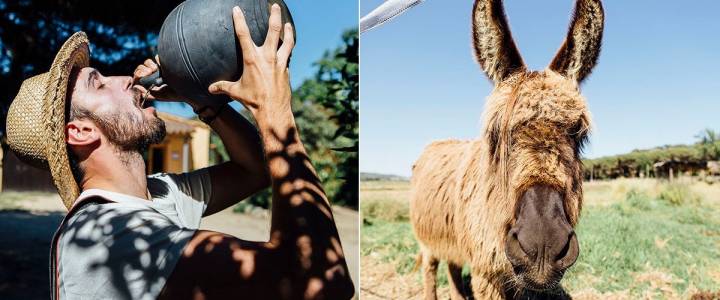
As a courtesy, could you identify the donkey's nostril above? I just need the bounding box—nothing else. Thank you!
[555,232,579,270]
[505,228,531,266]
[555,233,572,261]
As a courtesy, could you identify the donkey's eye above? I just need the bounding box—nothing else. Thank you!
[568,123,589,153]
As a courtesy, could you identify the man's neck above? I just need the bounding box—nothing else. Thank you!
[81,149,149,200]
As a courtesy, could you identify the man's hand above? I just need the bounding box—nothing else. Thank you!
[208,4,294,118]
[132,57,201,107]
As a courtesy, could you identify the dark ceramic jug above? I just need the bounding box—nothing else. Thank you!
[139,0,294,106]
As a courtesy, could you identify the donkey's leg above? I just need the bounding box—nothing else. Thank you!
[421,253,439,300]
[447,262,467,300]
[470,269,504,300]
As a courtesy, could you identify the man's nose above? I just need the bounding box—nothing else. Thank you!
[109,76,133,91]
[123,76,133,90]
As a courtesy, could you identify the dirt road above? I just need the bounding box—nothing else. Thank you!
[0,193,358,299]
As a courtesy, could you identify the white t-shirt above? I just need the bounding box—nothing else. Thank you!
[55,169,212,300]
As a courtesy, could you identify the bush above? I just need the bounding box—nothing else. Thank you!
[362,198,409,222]
[659,183,700,206]
[624,188,651,210]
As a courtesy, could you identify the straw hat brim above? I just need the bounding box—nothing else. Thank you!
[43,33,90,209]
[43,32,90,209]
[6,32,90,210]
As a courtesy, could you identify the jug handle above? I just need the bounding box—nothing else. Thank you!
[138,69,164,90]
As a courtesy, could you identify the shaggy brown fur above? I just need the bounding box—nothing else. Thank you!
[409,1,604,299]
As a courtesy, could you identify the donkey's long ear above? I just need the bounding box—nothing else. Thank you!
[472,0,525,84]
[549,0,604,83]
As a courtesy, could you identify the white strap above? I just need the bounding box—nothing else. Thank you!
[360,0,425,34]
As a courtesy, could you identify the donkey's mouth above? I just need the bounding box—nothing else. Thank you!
[507,273,571,298]
[510,268,565,293]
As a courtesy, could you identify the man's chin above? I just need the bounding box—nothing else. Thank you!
[143,106,157,117]
[127,118,166,152]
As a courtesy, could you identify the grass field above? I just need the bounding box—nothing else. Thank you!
[360,178,720,299]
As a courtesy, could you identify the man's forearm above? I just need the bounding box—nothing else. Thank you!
[203,104,268,177]
[254,106,353,295]
[254,108,332,237]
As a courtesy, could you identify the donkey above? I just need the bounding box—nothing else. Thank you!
[409,0,603,299]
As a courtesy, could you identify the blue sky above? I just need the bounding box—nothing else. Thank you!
[360,0,720,177]
[158,0,358,117]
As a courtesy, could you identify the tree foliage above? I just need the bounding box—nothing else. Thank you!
[695,128,720,160]
[232,28,358,209]
[0,0,186,134]
[583,128,720,180]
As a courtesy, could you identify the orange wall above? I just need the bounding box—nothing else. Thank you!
[164,134,190,173]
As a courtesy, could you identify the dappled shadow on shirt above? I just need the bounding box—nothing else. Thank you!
[0,209,64,300]
[58,200,189,299]
[147,177,170,199]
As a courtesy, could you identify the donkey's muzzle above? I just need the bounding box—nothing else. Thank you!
[504,185,579,290]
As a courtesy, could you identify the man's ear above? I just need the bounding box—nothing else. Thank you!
[66,119,100,146]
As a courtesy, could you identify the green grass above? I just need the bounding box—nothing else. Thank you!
[565,196,720,295]
[360,179,720,297]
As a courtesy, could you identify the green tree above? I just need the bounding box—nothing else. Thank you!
[0,0,185,135]
[232,28,358,210]
[696,128,720,160]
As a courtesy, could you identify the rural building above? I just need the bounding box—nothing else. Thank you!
[147,112,210,174]
[0,111,211,193]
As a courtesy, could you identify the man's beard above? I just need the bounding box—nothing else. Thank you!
[91,109,166,153]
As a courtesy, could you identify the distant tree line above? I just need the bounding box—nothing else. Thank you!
[583,129,720,180]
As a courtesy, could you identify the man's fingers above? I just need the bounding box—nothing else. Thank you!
[134,65,153,79]
[232,6,257,62]
[208,80,234,95]
[263,4,282,57]
[134,84,149,94]
[143,58,157,70]
[277,23,295,68]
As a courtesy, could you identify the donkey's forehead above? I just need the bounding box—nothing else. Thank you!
[488,71,589,126]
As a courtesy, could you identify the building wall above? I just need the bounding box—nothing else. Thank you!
[191,127,210,169]
[1,148,57,193]
[163,134,190,174]
[146,128,209,175]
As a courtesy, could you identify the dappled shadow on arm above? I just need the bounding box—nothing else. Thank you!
[159,126,355,299]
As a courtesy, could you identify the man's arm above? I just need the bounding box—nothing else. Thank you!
[159,4,354,299]
[198,106,270,216]
[135,60,270,216]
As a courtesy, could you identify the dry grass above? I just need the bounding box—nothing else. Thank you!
[360,180,411,222]
[584,177,718,207]
[359,255,448,300]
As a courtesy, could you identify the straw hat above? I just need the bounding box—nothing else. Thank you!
[5,32,90,210]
